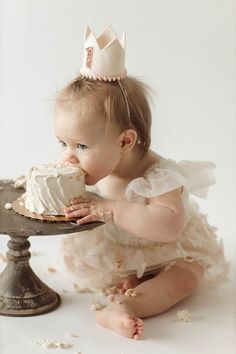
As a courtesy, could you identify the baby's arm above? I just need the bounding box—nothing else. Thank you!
[65,188,185,243]
[111,188,185,242]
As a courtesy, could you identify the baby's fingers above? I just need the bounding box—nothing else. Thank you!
[65,206,90,219]
[64,203,92,214]
[70,197,92,205]
[77,214,98,225]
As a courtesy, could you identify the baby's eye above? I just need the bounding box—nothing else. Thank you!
[76,143,88,150]
[58,140,67,148]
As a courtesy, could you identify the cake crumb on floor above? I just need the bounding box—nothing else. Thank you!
[32,338,73,349]
[65,331,80,338]
[73,283,92,293]
[173,309,192,322]
[31,251,42,256]
[47,267,57,272]
[90,301,107,311]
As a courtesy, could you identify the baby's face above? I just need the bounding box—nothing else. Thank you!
[54,99,123,185]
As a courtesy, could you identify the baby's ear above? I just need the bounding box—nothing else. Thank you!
[120,129,137,151]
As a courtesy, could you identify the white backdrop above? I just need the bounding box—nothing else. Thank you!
[0,0,235,243]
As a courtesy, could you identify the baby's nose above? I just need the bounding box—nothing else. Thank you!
[67,155,79,164]
[62,151,80,164]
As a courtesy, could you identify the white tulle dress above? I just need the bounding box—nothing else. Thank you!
[62,156,229,292]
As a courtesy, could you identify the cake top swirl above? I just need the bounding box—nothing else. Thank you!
[27,163,85,178]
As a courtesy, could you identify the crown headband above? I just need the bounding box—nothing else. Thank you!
[80,25,127,81]
[80,25,130,119]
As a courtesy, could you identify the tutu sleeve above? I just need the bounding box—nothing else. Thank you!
[125,158,216,201]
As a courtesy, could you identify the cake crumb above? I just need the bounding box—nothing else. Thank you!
[4,203,12,210]
[32,338,73,349]
[31,251,42,256]
[105,285,118,295]
[90,301,106,311]
[48,267,57,272]
[65,331,80,338]
[95,288,107,296]
[174,309,192,322]
[107,294,115,302]
[73,283,92,293]
[125,288,137,297]
[14,175,26,189]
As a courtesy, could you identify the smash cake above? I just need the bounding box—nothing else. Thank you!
[24,163,85,216]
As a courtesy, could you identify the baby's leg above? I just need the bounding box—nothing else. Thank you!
[118,273,156,294]
[96,262,203,339]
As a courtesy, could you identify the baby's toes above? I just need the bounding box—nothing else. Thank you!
[123,316,136,328]
[136,325,144,335]
[133,329,143,340]
[136,323,144,332]
[134,318,144,339]
[136,318,144,326]
[134,333,141,340]
[122,316,140,338]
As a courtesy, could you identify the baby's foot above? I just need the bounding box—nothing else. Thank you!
[96,303,144,339]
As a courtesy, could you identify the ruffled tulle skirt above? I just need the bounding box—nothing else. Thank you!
[62,202,229,292]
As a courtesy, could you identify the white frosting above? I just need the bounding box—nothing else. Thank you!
[25,163,85,215]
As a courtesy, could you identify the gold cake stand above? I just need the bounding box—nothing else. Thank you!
[0,180,101,317]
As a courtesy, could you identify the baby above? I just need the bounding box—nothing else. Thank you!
[54,26,228,339]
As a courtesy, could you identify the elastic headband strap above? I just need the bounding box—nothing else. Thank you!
[118,80,131,119]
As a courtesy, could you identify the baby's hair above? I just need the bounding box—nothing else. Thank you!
[56,75,153,154]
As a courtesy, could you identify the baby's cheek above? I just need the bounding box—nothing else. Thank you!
[83,151,115,177]
[88,164,104,177]
[86,162,109,181]
[59,149,70,163]
[60,154,66,163]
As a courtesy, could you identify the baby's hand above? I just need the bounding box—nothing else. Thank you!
[64,196,113,225]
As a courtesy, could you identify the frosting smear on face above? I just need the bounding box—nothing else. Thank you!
[25,163,85,215]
